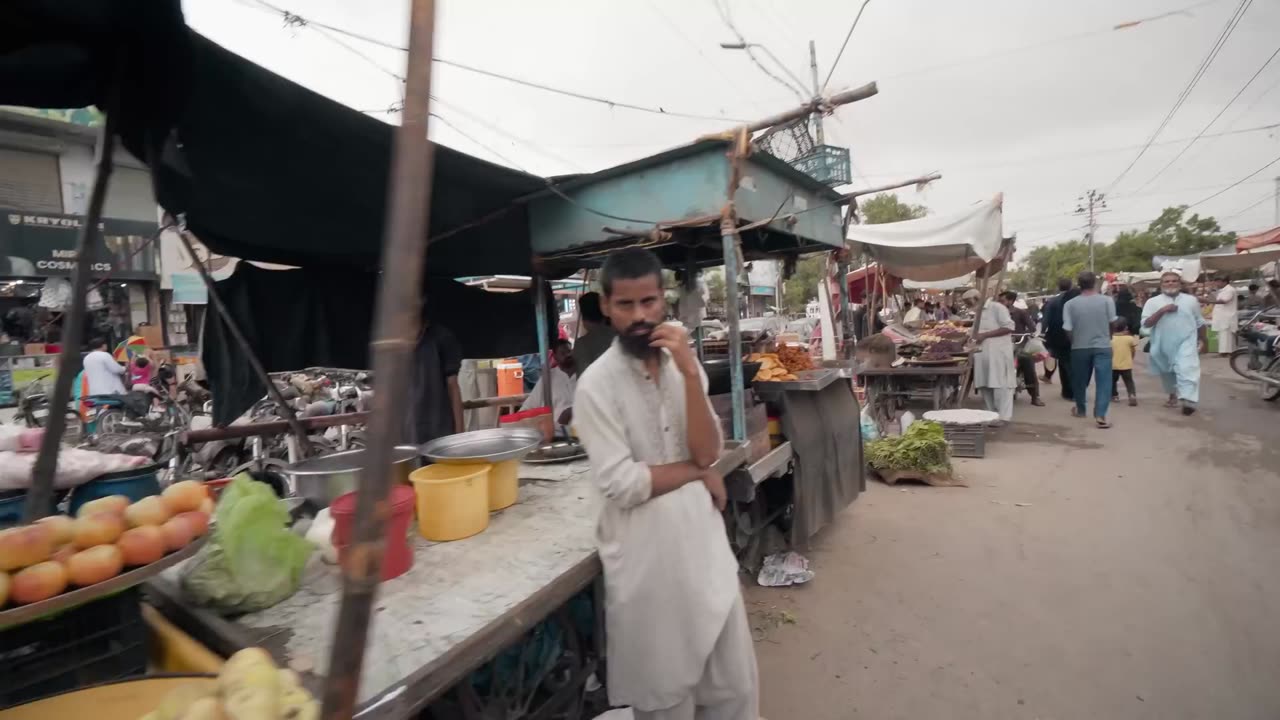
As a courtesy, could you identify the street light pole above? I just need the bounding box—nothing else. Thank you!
[719,42,810,99]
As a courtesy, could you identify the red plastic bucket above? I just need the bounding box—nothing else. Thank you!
[330,485,416,581]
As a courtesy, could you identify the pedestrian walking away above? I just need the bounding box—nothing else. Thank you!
[1142,271,1206,415]
[1110,318,1139,406]
[1063,271,1117,428]
[1204,275,1237,356]
[1001,291,1043,406]
[1042,277,1080,401]
[966,291,1017,424]
[573,247,758,720]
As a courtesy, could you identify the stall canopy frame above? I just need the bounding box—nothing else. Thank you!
[846,195,1005,282]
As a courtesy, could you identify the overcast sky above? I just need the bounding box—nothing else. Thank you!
[184,0,1280,257]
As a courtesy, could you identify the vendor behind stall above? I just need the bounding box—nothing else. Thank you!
[519,338,577,434]
[572,291,615,373]
[403,314,465,445]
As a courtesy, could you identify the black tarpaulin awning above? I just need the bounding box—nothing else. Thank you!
[0,0,546,277]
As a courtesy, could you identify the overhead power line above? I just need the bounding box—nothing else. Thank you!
[712,0,808,101]
[247,0,751,123]
[823,0,873,91]
[1105,0,1253,190]
[1130,41,1280,193]
[1222,191,1276,219]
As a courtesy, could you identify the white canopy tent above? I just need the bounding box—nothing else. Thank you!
[847,195,1005,282]
[903,273,974,290]
[1198,243,1280,273]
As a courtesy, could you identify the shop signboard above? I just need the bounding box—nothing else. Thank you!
[0,208,158,279]
[750,285,775,296]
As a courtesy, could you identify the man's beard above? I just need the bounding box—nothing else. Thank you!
[618,322,657,358]
[1162,288,1180,297]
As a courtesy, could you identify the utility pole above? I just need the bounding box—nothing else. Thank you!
[1075,189,1108,272]
[1273,176,1279,227]
[808,40,824,144]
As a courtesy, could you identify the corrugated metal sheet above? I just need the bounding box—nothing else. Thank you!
[0,147,61,212]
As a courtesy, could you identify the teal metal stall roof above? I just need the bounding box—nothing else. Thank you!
[529,140,847,269]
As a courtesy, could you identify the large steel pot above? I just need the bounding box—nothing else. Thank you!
[284,445,422,508]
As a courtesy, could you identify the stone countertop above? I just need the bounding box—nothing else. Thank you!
[158,459,599,715]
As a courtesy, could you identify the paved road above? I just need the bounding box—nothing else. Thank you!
[748,356,1280,720]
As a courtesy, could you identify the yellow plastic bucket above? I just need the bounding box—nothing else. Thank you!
[409,463,491,541]
[488,459,520,511]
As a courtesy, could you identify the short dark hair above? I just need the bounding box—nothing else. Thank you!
[1249,283,1260,291]
[1077,271,1097,290]
[579,292,606,323]
[90,336,108,349]
[1000,290,1018,302]
[600,248,662,296]
[1112,317,1128,333]
[134,356,150,367]
[552,338,572,351]
[1057,277,1072,292]
[1216,275,1231,283]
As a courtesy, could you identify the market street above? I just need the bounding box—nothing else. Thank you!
[748,356,1280,720]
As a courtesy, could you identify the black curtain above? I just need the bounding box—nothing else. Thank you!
[202,263,557,425]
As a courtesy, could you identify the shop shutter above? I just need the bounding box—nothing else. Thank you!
[104,166,157,221]
[0,147,61,212]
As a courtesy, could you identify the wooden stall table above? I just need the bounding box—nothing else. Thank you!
[856,362,970,430]
[147,459,599,720]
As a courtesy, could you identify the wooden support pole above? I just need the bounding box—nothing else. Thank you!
[840,172,942,203]
[176,229,311,453]
[534,275,552,410]
[699,82,878,141]
[321,0,438,716]
[25,91,119,523]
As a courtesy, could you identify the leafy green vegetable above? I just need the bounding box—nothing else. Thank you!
[181,474,314,615]
[866,420,952,474]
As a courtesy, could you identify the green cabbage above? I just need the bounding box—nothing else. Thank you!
[181,474,313,615]
[865,420,952,475]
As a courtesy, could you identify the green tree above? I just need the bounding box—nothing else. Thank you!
[704,268,726,309]
[1011,205,1236,292]
[1145,206,1235,256]
[859,193,928,224]
[781,255,826,314]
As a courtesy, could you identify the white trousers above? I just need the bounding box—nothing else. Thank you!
[1217,329,1235,354]
[980,387,1014,421]
[632,595,759,720]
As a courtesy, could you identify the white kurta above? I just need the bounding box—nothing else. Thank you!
[1211,286,1237,353]
[973,300,1016,389]
[518,365,577,431]
[573,344,743,712]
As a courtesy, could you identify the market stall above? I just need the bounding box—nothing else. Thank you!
[1,1,883,717]
[846,197,1009,432]
[528,130,873,551]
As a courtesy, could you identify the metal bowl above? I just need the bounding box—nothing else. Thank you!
[420,427,543,465]
[284,445,422,509]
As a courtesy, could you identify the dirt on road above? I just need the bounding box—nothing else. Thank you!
[747,356,1280,720]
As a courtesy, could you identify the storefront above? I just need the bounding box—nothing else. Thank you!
[0,208,159,402]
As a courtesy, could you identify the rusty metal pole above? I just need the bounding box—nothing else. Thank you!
[320,0,438,716]
[25,101,119,523]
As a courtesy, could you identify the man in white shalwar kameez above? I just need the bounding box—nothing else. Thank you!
[1206,276,1238,355]
[1142,272,1206,415]
[967,293,1017,424]
[574,248,758,720]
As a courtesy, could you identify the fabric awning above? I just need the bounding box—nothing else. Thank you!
[846,195,1005,282]
[903,273,974,290]
[1236,226,1280,252]
[0,0,547,277]
[1199,243,1280,272]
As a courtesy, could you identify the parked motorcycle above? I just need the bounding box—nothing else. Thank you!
[1228,309,1280,380]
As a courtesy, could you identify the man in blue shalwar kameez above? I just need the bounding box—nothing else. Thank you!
[1141,272,1206,415]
